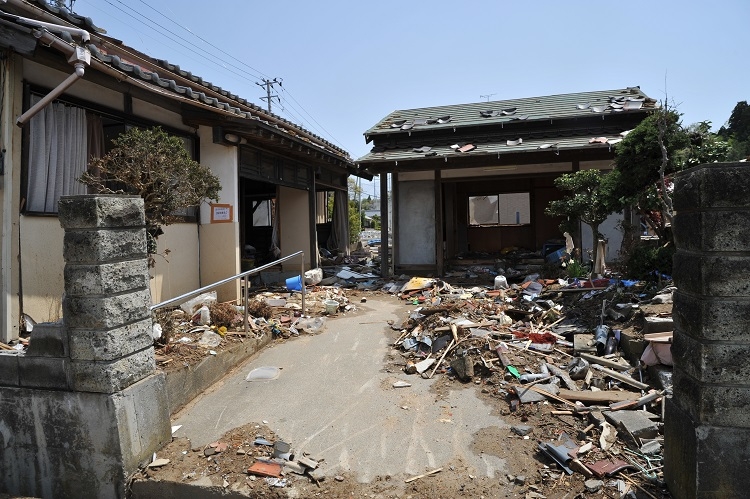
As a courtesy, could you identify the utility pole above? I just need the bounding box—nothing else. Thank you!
[256,78,282,113]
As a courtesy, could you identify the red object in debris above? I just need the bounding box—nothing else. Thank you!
[528,332,557,344]
[248,460,283,478]
[581,278,610,289]
[585,458,636,477]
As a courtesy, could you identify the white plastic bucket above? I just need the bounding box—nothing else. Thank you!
[324,299,339,314]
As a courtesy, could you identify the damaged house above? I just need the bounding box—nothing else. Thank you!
[358,88,656,276]
[0,0,368,343]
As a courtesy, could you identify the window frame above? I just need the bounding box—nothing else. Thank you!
[467,191,532,227]
[21,82,200,219]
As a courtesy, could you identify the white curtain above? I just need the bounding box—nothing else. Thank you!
[27,96,88,213]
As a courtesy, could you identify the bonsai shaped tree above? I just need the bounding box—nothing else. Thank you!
[80,126,221,266]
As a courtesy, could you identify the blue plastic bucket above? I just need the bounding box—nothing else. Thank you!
[285,275,302,291]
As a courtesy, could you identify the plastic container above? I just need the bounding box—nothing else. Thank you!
[494,275,509,290]
[285,275,302,291]
[324,299,339,314]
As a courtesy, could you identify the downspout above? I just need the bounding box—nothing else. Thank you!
[13,26,90,126]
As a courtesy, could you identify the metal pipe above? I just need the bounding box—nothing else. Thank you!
[300,253,306,316]
[6,12,90,42]
[243,274,249,334]
[151,250,304,311]
[16,64,82,126]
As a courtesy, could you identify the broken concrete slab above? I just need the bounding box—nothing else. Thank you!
[604,410,659,440]
[511,425,533,436]
[643,316,674,334]
[450,356,474,381]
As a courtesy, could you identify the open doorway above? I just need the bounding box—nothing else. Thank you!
[239,178,277,271]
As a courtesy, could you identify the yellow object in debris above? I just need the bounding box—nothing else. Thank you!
[400,277,435,293]
[218,326,227,336]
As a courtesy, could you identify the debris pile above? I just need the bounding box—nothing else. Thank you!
[387,274,675,497]
[140,423,330,492]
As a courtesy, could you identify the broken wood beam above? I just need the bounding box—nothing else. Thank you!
[404,467,442,483]
[558,389,640,404]
[579,352,630,371]
[590,364,650,391]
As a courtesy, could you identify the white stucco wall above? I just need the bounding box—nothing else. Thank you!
[197,127,240,302]
[396,179,436,266]
[150,223,200,305]
[278,186,311,270]
[580,212,624,263]
[19,216,65,323]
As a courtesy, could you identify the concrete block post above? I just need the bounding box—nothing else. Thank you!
[666,163,750,498]
[0,195,171,499]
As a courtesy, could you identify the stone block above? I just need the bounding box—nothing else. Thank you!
[25,321,67,357]
[619,330,646,364]
[604,410,659,440]
[63,289,151,330]
[673,291,750,342]
[58,195,144,229]
[18,356,70,390]
[674,162,750,212]
[671,367,750,428]
[672,331,750,385]
[665,398,750,499]
[0,352,20,386]
[673,251,750,297]
[63,228,147,264]
[674,210,750,252]
[68,319,154,362]
[0,373,169,498]
[64,260,149,296]
[642,316,673,334]
[69,347,155,393]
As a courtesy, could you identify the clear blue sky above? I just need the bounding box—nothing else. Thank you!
[73,0,749,195]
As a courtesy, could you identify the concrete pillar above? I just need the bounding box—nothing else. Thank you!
[666,163,750,498]
[0,195,170,499]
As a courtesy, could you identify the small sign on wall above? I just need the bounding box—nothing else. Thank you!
[210,203,233,223]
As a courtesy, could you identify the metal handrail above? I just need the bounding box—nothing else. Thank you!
[150,251,306,334]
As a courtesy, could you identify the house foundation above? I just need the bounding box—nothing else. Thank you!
[0,195,170,498]
[666,163,750,498]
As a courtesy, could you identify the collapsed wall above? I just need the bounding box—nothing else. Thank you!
[0,195,170,498]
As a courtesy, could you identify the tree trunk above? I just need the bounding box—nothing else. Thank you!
[590,222,600,270]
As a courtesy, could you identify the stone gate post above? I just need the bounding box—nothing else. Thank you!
[667,163,750,498]
[0,195,170,498]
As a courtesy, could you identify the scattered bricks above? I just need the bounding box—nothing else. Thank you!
[63,289,151,330]
[63,228,147,264]
[25,322,68,357]
[69,347,155,393]
[642,316,673,334]
[58,195,145,229]
[604,410,659,440]
[68,319,154,362]
[0,352,21,386]
[64,260,149,296]
[18,356,70,390]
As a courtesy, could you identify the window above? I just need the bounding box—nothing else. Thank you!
[468,192,531,226]
[24,91,197,216]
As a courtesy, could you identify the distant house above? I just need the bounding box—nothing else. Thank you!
[0,0,369,342]
[357,88,656,276]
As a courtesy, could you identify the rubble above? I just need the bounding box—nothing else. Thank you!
[380,266,676,497]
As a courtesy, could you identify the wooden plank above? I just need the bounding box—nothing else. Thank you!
[591,365,650,390]
[558,389,640,404]
[580,352,631,371]
[644,332,673,343]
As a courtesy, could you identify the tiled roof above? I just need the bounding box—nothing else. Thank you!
[358,133,629,164]
[364,87,655,140]
[22,0,351,161]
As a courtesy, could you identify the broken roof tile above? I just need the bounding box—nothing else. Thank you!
[507,138,523,146]
[502,108,517,115]
[577,103,591,110]
[458,144,476,153]
[589,137,608,144]
[412,146,432,153]
[480,110,500,118]
[591,106,608,113]
[437,115,452,124]
[623,101,643,111]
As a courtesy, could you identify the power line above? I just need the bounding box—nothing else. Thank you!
[255,78,281,113]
